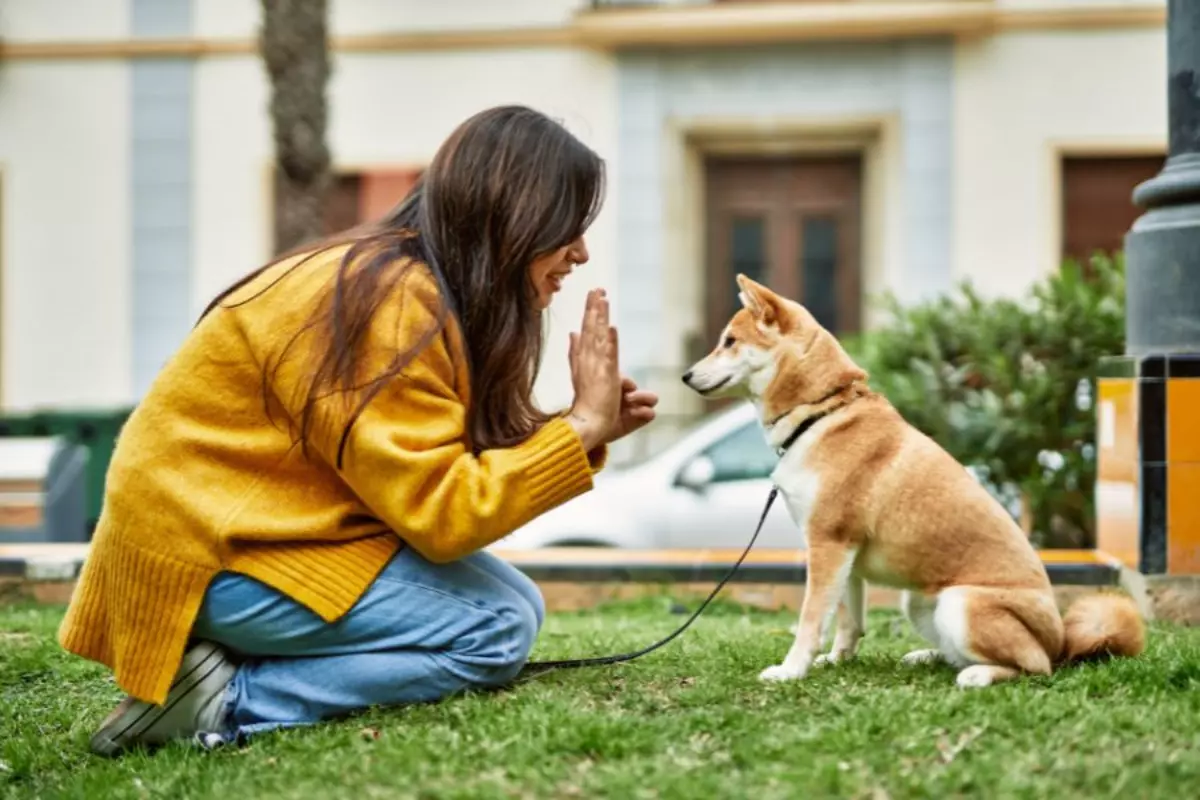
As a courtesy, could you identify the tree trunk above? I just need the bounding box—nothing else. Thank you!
[260,0,331,255]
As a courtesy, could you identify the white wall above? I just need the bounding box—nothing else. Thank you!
[0,1,134,410]
[194,0,589,38]
[953,27,1166,297]
[193,47,618,412]
[0,0,130,41]
[0,62,132,410]
[331,0,587,33]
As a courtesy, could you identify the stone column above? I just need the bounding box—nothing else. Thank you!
[1125,0,1200,355]
[1097,0,1200,588]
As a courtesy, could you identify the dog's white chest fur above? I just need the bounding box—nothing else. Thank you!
[770,434,822,539]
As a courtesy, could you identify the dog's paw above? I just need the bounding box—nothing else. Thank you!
[758,663,807,683]
[955,665,997,689]
[813,650,855,668]
[900,648,944,667]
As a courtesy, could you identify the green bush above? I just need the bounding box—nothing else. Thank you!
[844,254,1126,548]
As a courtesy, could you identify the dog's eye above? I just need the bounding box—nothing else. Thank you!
[722,335,736,348]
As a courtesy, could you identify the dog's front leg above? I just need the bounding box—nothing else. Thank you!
[760,541,858,682]
[815,574,866,667]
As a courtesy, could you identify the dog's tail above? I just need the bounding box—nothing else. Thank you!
[1060,592,1147,664]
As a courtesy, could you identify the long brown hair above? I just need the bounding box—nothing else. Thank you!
[202,105,606,467]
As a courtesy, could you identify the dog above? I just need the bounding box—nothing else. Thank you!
[682,274,1145,688]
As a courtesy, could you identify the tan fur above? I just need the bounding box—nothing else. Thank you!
[684,274,1147,688]
[1061,592,1146,662]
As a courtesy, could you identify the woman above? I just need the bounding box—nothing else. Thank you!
[59,105,658,755]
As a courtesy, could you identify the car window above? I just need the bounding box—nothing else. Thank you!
[703,421,777,482]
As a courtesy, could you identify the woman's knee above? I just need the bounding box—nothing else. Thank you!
[450,592,540,687]
[465,552,546,630]
[516,573,545,630]
[501,570,545,631]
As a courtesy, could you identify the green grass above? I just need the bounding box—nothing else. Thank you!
[2,597,1199,800]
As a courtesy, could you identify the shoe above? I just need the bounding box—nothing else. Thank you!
[89,640,237,757]
[194,731,235,751]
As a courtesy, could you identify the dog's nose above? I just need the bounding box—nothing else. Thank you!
[681,371,693,385]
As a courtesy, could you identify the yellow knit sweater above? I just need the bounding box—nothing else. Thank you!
[58,246,604,705]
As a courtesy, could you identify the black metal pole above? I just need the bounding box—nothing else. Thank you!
[1125,0,1200,354]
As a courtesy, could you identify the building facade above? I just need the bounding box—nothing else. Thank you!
[0,1,1169,445]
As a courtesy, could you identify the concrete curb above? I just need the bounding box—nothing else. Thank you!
[5,575,1194,624]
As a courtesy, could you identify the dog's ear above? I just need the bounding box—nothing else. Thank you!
[736,274,784,328]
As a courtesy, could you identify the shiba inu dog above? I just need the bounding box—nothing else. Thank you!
[682,274,1145,688]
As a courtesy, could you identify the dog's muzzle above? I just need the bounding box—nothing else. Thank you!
[681,372,730,395]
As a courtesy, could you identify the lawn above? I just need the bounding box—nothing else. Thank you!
[2,596,1199,799]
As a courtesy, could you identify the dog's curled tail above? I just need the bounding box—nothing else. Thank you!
[1060,592,1147,664]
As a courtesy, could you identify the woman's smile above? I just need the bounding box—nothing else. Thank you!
[530,237,589,309]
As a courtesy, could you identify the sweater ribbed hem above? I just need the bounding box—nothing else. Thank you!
[224,532,400,623]
[515,417,596,518]
[58,533,400,704]
[58,544,215,706]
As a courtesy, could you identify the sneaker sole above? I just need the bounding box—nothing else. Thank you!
[89,642,231,757]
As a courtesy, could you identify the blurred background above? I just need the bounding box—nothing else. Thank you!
[0,0,1165,551]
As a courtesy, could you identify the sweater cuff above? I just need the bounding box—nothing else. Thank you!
[515,417,597,517]
[587,444,608,473]
[550,409,607,473]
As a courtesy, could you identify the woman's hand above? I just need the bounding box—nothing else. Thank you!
[606,376,658,445]
[566,289,622,451]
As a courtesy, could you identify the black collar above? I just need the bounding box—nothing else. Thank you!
[770,380,869,456]
[774,409,831,456]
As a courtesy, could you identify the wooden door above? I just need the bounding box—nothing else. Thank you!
[1061,155,1163,264]
[704,155,863,347]
[320,168,425,237]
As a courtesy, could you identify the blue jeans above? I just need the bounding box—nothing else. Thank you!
[191,547,544,738]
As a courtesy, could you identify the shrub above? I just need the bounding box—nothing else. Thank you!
[845,254,1126,547]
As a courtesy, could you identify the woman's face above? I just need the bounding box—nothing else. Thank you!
[528,236,589,310]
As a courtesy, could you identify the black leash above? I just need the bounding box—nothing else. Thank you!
[514,485,780,681]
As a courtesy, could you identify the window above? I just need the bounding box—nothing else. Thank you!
[1061,155,1163,264]
[703,422,777,482]
[322,168,424,234]
[799,215,840,332]
[727,215,767,321]
[274,166,424,253]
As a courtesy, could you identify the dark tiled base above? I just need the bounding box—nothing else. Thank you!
[1099,353,1200,379]
[1140,464,1168,574]
[1098,354,1200,574]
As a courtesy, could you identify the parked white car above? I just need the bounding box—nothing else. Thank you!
[492,403,800,551]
